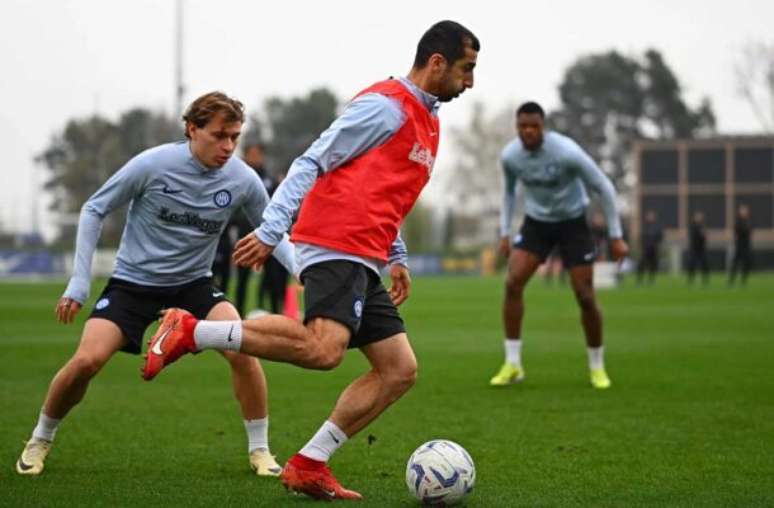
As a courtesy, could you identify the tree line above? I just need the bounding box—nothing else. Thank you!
[39,46,772,250]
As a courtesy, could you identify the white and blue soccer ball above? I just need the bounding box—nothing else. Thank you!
[405,439,475,506]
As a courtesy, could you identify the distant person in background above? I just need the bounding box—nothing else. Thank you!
[493,101,629,391]
[244,145,289,314]
[687,210,710,285]
[212,147,278,297]
[230,143,282,315]
[637,209,663,285]
[728,204,752,286]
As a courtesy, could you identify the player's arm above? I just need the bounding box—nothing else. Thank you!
[233,93,405,268]
[238,176,299,278]
[498,156,519,258]
[59,156,150,323]
[570,145,629,261]
[387,232,410,305]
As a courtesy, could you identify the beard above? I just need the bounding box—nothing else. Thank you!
[437,88,463,103]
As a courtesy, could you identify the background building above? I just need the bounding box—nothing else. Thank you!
[634,137,774,271]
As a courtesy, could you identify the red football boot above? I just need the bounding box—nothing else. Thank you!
[142,308,198,381]
[280,453,362,501]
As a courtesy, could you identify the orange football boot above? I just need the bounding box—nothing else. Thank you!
[281,453,362,501]
[142,308,197,381]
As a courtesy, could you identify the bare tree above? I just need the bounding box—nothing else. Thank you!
[441,101,514,249]
[734,41,774,133]
[445,101,513,215]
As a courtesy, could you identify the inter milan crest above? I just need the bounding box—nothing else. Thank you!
[352,297,364,319]
[213,189,232,208]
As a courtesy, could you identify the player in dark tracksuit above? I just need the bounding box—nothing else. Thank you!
[728,204,753,286]
[687,211,710,285]
[638,210,663,285]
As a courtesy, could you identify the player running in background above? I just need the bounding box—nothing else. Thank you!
[16,92,295,477]
[142,20,479,500]
[490,102,629,390]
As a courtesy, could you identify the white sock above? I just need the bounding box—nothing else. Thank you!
[587,346,605,370]
[193,321,242,351]
[504,338,522,367]
[32,411,60,442]
[244,417,269,453]
[299,420,348,462]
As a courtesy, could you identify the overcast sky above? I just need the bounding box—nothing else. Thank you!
[1,0,772,238]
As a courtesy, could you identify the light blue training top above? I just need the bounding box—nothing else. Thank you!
[500,131,623,238]
[64,141,296,304]
[256,77,440,275]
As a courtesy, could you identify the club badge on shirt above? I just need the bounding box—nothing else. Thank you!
[214,190,232,208]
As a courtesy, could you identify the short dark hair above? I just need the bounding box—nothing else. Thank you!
[183,91,244,139]
[516,102,545,119]
[413,20,480,69]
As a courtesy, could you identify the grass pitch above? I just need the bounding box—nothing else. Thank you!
[1,273,773,506]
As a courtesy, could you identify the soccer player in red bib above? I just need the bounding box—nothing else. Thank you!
[143,20,479,500]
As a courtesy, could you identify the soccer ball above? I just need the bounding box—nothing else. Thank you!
[405,440,475,506]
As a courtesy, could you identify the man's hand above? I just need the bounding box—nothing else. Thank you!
[498,236,511,259]
[55,297,82,324]
[233,232,275,270]
[389,264,411,306]
[610,238,630,263]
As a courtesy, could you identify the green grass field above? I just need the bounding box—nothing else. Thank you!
[1,274,773,507]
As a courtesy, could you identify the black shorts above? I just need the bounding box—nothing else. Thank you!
[88,277,228,354]
[300,260,406,349]
[513,215,596,268]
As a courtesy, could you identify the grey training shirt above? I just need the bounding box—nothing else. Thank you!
[500,131,623,238]
[64,141,296,304]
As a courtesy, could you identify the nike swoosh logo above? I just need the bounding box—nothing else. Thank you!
[212,292,224,298]
[17,459,33,471]
[327,430,340,444]
[321,488,336,498]
[151,325,175,355]
[226,324,234,342]
[162,186,183,194]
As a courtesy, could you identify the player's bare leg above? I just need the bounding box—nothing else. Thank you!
[43,319,125,419]
[329,333,417,436]
[239,315,351,369]
[568,264,602,347]
[491,249,541,386]
[503,249,542,339]
[143,311,353,381]
[17,319,124,475]
[568,264,611,389]
[283,332,416,500]
[206,302,280,476]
